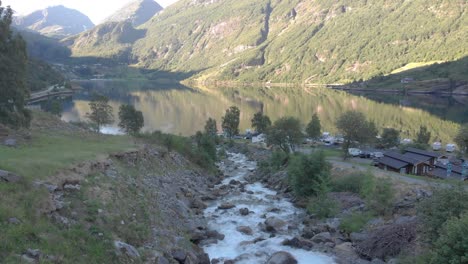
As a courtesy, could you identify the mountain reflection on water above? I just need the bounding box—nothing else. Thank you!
[61,80,464,142]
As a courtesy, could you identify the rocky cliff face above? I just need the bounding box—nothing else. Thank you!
[103,0,163,27]
[14,5,95,38]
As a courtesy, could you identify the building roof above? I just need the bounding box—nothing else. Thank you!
[430,167,462,179]
[405,147,440,158]
[379,156,410,169]
[403,152,431,163]
[435,163,464,174]
[384,151,423,165]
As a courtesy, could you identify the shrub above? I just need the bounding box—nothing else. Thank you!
[339,212,374,234]
[417,185,468,241]
[366,179,395,216]
[307,195,339,219]
[431,212,468,264]
[288,152,331,197]
[331,172,375,198]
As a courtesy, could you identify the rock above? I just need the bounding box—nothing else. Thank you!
[155,256,170,264]
[4,138,17,147]
[325,218,341,232]
[184,252,199,264]
[224,260,235,264]
[206,230,225,240]
[0,169,23,183]
[21,254,36,263]
[218,202,235,210]
[265,217,286,232]
[334,242,363,264]
[172,249,187,263]
[371,259,386,264]
[236,226,253,235]
[239,208,250,216]
[311,232,333,244]
[350,232,368,243]
[266,251,298,264]
[8,217,21,225]
[229,179,241,185]
[190,198,207,209]
[63,184,80,191]
[394,216,416,225]
[282,236,314,250]
[26,249,42,259]
[114,241,140,258]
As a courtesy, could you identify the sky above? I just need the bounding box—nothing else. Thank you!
[3,0,178,24]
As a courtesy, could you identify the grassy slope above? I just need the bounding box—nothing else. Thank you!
[0,111,138,262]
[70,0,467,84]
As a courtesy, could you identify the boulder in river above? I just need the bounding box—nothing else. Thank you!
[236,226,253,235]
[264,217,287,232]
[266,251,298,264]
[218,202,236,210]
[239,208,250,216]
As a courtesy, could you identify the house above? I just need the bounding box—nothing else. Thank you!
[378,148,443,175]
[430,163,465,180]
[379,151,430,175]
[405,147,440,166]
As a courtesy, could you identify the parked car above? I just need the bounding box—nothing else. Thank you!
[348,148,362,157]
[359,151,371,158]
[371,152,384,158]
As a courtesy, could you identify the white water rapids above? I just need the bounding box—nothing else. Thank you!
[203,152,335,264]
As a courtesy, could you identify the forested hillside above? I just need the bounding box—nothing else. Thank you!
[68,0,467,84]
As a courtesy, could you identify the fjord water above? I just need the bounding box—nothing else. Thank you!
[62,80,465,142]
[204,152,334,263]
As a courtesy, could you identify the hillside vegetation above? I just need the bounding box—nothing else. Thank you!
[68,0,467,84]
[63,21,146,63]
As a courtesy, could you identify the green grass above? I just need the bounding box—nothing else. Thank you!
[0,132,135,180]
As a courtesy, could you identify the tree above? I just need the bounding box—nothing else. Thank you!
[86,94,114,133]
[336,111,378,158]
[266,117,303,153]
[431,212,468,264]
[288,151,331,197]
[221,106,240,138]
[417,185,468,241]
[455,124,468,154]
[306,113,321,139]
[380,128,400,149]
[204,118,217,137]
[0,2,30,128]
[416,125,431,145]
[118,104,144,135]
[251,111,271,133]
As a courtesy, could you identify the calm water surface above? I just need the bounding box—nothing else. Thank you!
[61,80,467,142]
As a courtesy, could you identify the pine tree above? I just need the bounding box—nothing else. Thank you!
[0,1,31,128]
[306,113,321,139]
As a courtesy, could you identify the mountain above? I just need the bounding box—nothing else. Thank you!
[103,0,163,27]
[68,0,468,84]
[62,21,146,62]
[14,5,95,38]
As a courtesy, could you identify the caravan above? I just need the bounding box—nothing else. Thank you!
[446,144,456,152]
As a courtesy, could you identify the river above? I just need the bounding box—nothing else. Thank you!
[60,80,466,142]
[203,152,335,263]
